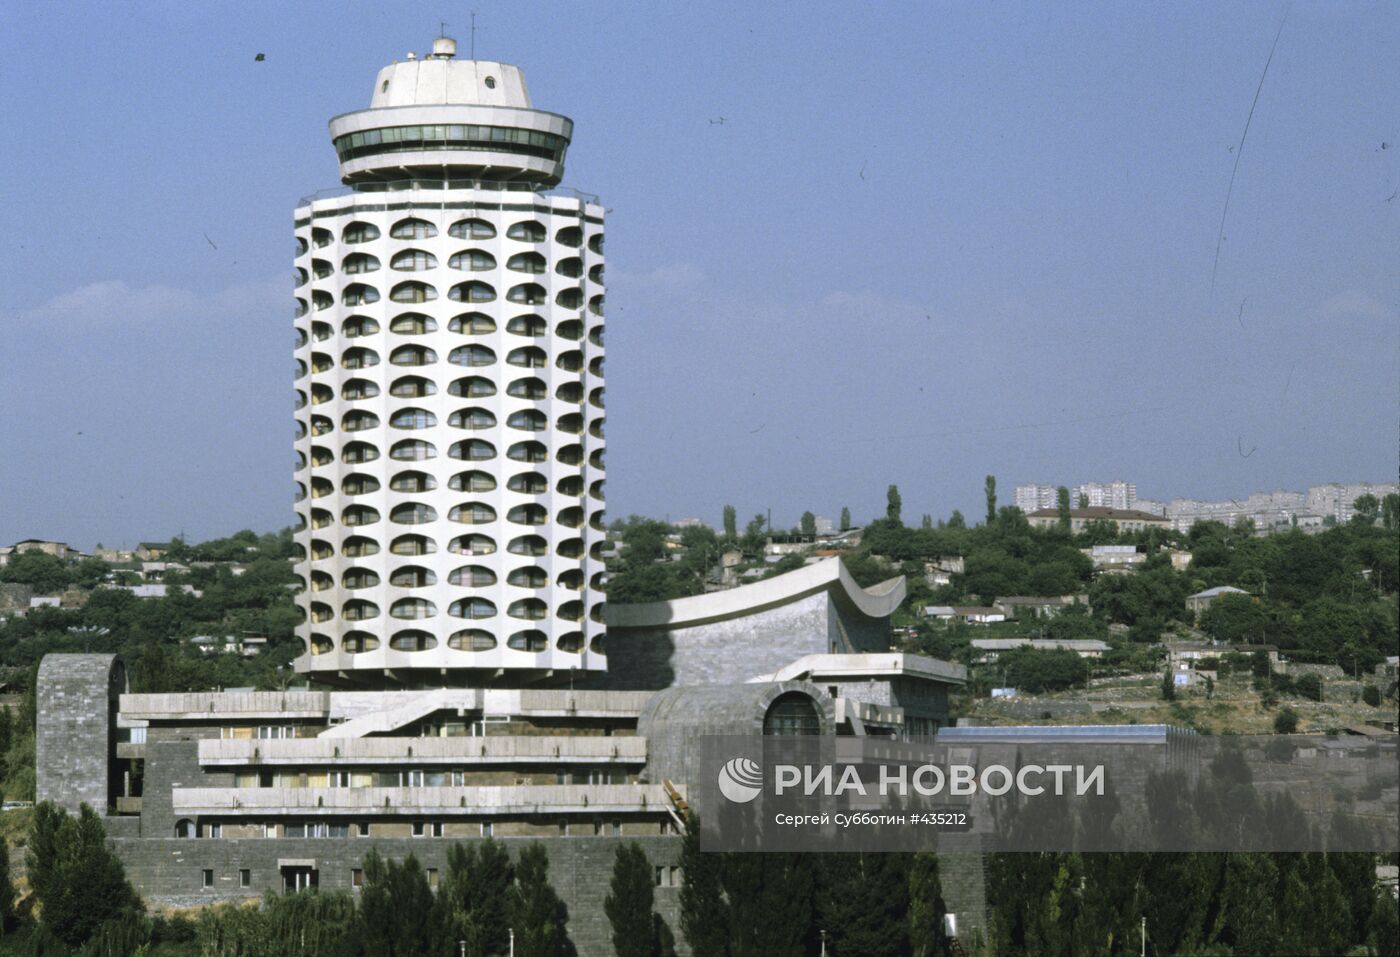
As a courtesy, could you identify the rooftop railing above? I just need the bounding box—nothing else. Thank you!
[298,179,601,207]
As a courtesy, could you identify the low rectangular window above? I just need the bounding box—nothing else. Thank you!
[427,868,439,889]
[239,869,251,888]
[352,868,364,888]
[202,869,214,889]
[480,822,493,837]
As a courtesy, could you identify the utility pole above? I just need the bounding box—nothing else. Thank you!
[1140,916,1146,957]
[820,929,827,956]
[509,928,515,957]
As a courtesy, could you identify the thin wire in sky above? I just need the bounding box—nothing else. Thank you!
[1211,7,1290,295]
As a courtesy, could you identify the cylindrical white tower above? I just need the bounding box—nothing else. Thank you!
[292,39,606,685]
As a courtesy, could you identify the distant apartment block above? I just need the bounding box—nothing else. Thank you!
[1306,482,1398,523]
[1013,484,1058,514]
[1015,481,1137,513]
[1164,483,1395,532]
[1074,481,1136,510]
[671,517,709,530]
[813,515,836,535]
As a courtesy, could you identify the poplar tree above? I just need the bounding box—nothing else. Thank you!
[678,816,728,956]
[512,843,566,957]
[605,843,656,957]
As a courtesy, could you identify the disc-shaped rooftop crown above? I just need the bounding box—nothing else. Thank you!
[329,37,573,187]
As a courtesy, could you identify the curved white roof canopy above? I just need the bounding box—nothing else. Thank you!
[605,558,905,631]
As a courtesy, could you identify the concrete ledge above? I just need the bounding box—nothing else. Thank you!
[172,783,678,815]
[121,691,330,721]
[756,652,968,686]
[199,735,647,766]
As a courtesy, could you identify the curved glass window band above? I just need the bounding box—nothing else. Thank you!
[335,125,567,164]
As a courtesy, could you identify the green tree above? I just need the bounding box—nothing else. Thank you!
[0,829,14,937]
[1160,671,1177,701]
[984,475,997,525]
[722,505,737,539]
[908,853,946,957]
[1198,592,1268,644]
[0,551,69,593]
[1056,486,1072,531]
[1351,493,1380,526]
[438,840,514,957]
[800,512,817,537]
[948,510,966,530]
[1077,492,1089,509]
[1000,648,1090,693]
[1273,707,1299,733]
[358,850,438,957]
[920,513,933,530]
[512,843,566,957]
[1293,672,1322,701]
[819,853,909,957]
[887,485,903,525]
[28,802,142,947]
[605,843,657,957]
[740,514,767,558]
[724,854,814,957]
[839,507,852,532]
[1381,492,1400,531]
[25,800,65,912]
[1361,684,1381,706]
[678,816,728,957]
[1369,883,1400,955]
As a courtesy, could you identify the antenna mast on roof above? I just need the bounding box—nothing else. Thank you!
[470,12,477,59]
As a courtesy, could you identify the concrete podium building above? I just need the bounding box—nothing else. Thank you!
[37,39,973,954]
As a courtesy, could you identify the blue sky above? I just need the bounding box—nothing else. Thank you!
[1,2,1395,548]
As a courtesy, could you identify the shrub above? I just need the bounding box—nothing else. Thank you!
[1273,708,1299,734]
[1294,673,1322,702]
[1361,684,1381,707]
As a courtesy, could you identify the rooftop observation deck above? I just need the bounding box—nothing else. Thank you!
[327,38,573,187]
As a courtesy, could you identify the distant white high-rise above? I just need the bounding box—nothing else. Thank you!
[1073,481,1136,510]
[1014,484,1058,514]
[1015,481,1136,513]
[292,38,606,683]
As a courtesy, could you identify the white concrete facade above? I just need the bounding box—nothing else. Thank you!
[292,42,606,683]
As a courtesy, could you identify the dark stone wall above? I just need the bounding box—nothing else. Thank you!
[108,832,683,957]
[36,654,124,814]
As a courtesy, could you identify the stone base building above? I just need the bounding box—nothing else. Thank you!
[38,559,971,956]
